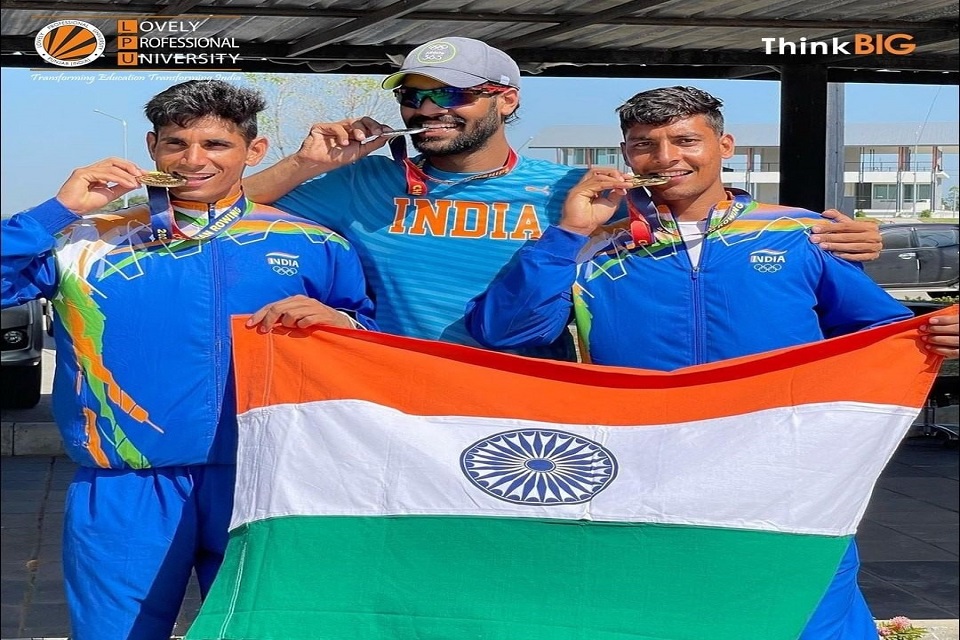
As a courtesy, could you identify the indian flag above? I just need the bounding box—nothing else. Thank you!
[187,312,946,640]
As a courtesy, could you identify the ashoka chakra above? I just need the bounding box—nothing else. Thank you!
[460,429,618,505]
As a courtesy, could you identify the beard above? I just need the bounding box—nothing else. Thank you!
[411,102,502,157]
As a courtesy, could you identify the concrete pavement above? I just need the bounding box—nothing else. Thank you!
[1,456,201,639]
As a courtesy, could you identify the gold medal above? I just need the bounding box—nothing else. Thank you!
[139,171,187,188]
[629,175,670,188]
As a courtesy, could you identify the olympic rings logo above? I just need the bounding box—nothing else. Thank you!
[753,264,782,273]
[272,266,298,276]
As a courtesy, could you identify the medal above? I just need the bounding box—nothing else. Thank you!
[139,171,187,188]
[628,175,670,188]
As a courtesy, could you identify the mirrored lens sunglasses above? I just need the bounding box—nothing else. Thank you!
[393,84,509,109]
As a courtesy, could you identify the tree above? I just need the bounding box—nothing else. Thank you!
[96,194,148,214]
[942,185,959,213]
[242,74,400,163]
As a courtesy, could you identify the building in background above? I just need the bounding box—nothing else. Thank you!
[526,122,959,217]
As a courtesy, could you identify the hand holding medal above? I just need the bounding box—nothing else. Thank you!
[557,167,638,237]
[53,157,147,215]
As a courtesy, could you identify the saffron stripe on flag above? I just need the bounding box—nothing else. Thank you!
[231,312,941,424]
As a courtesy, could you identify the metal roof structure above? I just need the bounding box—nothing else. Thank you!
[2,0,956,212]
[1,0,957,84]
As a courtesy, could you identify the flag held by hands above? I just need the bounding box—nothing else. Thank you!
[187,312,946,640]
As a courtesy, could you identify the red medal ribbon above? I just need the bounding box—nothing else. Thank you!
[389,136,519,196]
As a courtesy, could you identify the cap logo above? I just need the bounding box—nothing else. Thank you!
[416,41,457,65]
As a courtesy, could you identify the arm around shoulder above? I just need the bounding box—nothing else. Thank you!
[244,154,328,205]
[808,210,882,262]
[244,118,391,205]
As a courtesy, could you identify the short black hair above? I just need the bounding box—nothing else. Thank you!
[617,86,724,136]
[144,80,266,142]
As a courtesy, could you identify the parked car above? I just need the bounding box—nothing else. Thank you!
[863,222,959,300]
[901,300,958,443]
[1,299,48,409]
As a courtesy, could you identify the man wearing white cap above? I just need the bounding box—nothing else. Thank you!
[243,36,882,355]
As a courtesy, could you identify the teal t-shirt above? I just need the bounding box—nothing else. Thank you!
[275,154,585,358]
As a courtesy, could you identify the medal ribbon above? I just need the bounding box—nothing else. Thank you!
[389,136,519,196]
[626,187,753,245]
[148,187,248,242]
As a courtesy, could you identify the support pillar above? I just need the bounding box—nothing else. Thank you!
[779,65,829,212]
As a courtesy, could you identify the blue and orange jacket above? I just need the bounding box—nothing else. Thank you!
[466,190,912,370]
[1,195,375,469]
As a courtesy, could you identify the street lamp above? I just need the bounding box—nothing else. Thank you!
[909,87,943,216]
[93,109,129,208]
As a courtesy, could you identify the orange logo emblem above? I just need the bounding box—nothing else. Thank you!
[35,20,105,67]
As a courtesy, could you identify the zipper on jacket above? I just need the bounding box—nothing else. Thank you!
[210,203,225,423]
[690,233,710,365]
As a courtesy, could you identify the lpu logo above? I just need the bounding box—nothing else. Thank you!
[35,20,106,67]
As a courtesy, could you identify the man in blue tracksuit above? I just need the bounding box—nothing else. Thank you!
[466,86,959,638]
[0,80,375,639]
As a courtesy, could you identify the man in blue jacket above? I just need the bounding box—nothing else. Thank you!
[0,80,375,640]
[466,86,958,638]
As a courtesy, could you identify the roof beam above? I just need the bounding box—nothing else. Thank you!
[2,37,955,73]
[2,1,953,32]
[725,66,780,80]
[491,0,675,49]
[2,34,953,71]
[501,46,960,72]
[6,54,950,84]
[100,1,206,52]
[287,0,434,57]
[154,0,203,17]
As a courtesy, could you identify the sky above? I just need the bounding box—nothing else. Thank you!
[1,66,957,217]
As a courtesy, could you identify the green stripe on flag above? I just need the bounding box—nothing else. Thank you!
[188,516,850,640]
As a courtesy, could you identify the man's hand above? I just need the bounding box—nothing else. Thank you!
[920,312,959,360]
[809,210,882,262]
[246,295,356,333]
[244,117,392,204]
[558,167,634,237]
[55,158,144,215]
[291,117,391,173]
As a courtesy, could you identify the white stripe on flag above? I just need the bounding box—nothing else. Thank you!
[232,398,916,536]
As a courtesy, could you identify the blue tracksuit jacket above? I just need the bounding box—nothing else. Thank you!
[1,196,375,469]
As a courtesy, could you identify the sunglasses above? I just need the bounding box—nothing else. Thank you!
[393,85,509,109]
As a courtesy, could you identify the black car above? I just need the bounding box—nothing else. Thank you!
[863,222,959,299]
[1,299,48,409]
